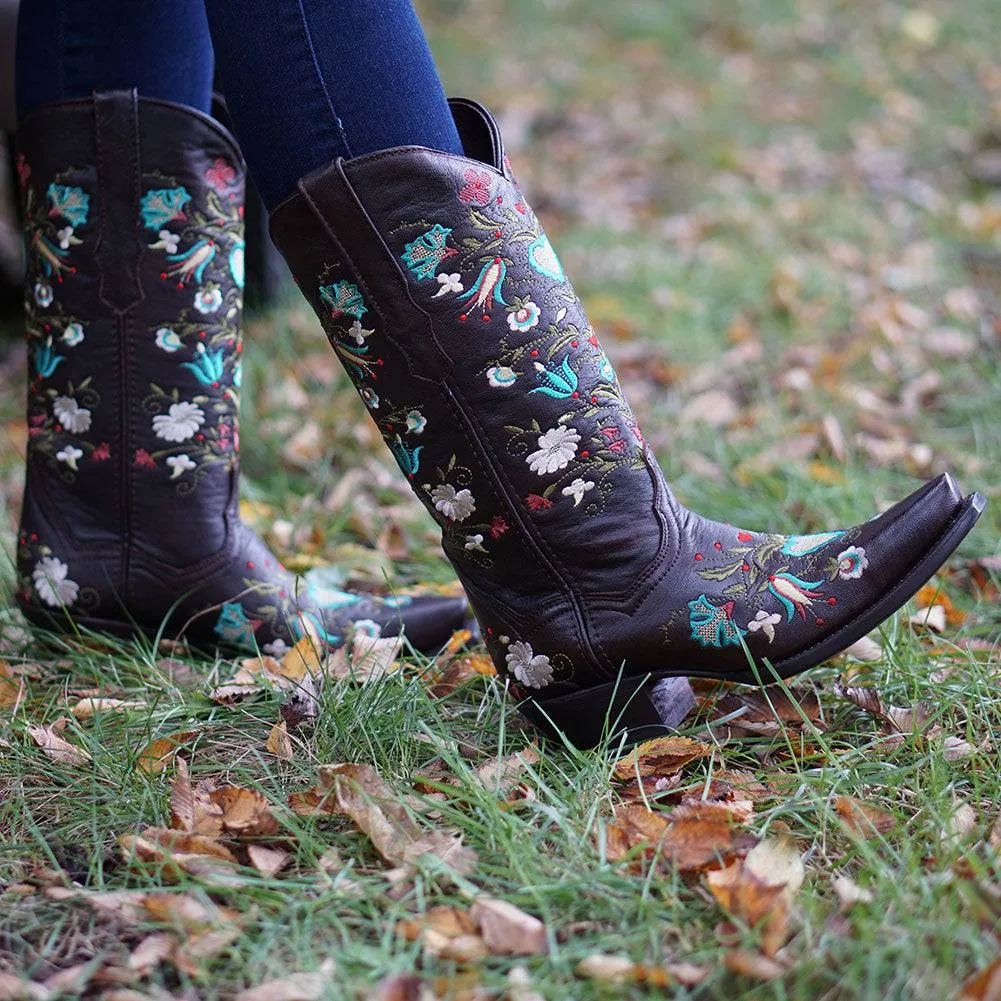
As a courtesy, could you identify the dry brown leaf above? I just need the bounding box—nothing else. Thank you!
[724,949,786,981]
[421,929,488,964]
[843,636,883,662]
[287,787,341,817]
[266,721,294,760]
[989,814,1001,852]
[0,972,47,1000]
[367,974,439,1001]
[208,785,280,837]
[141,892,240,929]
[910,605,947,632]
[474,745,539,790]
[429,654,496,698]
[471,897,548,956]
[832,875,874,911]
[247,845,291,878]
[129,933,178,974]
[172,927,242,977]
[834,796,896,836]
[44,886,148,923]
[706,838,804,956]
[235,961,335,1001]
[120,827,237,882]
[959,957,1001,1001]
[574,954,678,989]
[281,637,323,680]
[170,757,196,832]
[137,730,198,775]
[27,721,91,766]
[325,633,403,684]
[208,682,264,704]
[0,661,25,711]
[319,763,477,875]
[70,697,146,719]
[711,686,823,735]
[670,799,755,825]
[915,582,966,626]
[505,966,544,1001]
[398,906,477,942]
[612,735,711,782]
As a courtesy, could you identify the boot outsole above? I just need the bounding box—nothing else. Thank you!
[521,489,986,750]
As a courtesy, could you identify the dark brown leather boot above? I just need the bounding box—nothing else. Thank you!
[14,91,467,655]
[268,99,985,748]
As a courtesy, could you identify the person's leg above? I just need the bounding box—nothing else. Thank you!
[204,0,463,210]
[16,0,214,118]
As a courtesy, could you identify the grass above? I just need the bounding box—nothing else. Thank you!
[1,0,1000,998]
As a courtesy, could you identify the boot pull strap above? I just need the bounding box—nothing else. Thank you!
[94,89,145,313]
[296,161,450,381]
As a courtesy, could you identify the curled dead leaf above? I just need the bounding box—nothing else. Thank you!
[266,721,294,760]
[234,962,336,1001]
[70,697,147,719]
[325,632,403,684]
[136,730,198,775]
[724,949,787,982]
[470,897,548,956]
[27,721,91,766]
[120,827,237,882]
[612,735,711,782]
[474,745,539,790]
[0,661,25,711]
[833,796,896,836]
[247,845,291,878]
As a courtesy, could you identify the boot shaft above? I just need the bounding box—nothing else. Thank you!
[17,92,247,606]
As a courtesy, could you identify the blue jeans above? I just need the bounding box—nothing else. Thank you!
[16,0,463,209]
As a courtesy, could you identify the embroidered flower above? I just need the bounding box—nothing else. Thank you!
[205,158,237,192]
[34,281,53,308]
[91,442,110,461]
[487,366,518,388]
[32,339,64,378]
[562,478,595,507]
[166,453,196,479]
[56,226,76,250]
[458,167,492,206]
[152,401,205,443]
[505,640,553,689]
[229,242,245,288]
[353,619,383,639]
[194,286,223,314]
[406,410,427,434]
[359,386,380,410]
[464,534,486,552]
[506,300,541,332]
[263,638,290,658]
[527,425,580,475]
[525,494,554,511]
[32,556,79,607]
[53,395,91,434]
[47,184,90,227]
[490,515,510,538]
[155,327,183,352]
[134,448,156,469]
[153,229,180,254]
[214,601,257,647]
[431,484,475,521]
[348,320,374,345]
[55,445,83,470]
[836,546,869,580]
[747,609,782,643]
[433,272,464,297]
[61,322,84,346]
[140,187,191,230]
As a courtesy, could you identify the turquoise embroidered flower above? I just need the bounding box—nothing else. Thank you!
[506,300,541,332]
[389,436,423,476]
[194,285,223,314]
[780,531,845,557]
[529,355,578,399]
[229,241,245,288]
[319,281,367,320]
[405,410,427,434]
[836,546,868,580]
[233,359,243,388]
[768,572,825,621]
[688,595,745,648]
[32,338,64,378]
[213,601,257,648]
[526,233,565,281]
[401,224,457,280]
[181,342,226,385]
[61,322,84,347]
[155,327,182,352]
[46,184,90,227]
[359,386,380,410]
[34,281,53,308]
[487,366,518,387]
[140,186,191,230]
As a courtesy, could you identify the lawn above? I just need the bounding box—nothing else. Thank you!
[1,1,1000,999]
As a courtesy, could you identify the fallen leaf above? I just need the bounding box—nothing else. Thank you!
[281,637,323,680]
[266,721,294,760]
[915,582,966,626]
[505,967,544,1001]
[834,796,896,836]
[137,730,198,775]
[367,974,439,1001]
[710,686,823,736]
[208,785,281,837]
[234,962,336,1001]
[398,906,478,942]
[471,897,548,956]
[843,636,883,662]
[421,929,488,964]
[27,721,91,766]
[834,680,931,734]
[44,886,148,923]
[287,787,341,817]
[129,933,178,974]
[723,949,786,981]
[142,892,241,929]
[172,926,242,977]
[247,845,291,878]
[0,661,25,711]
[612,735,711,782]
[70,697,147,719]
[325,632,403,684]
[832,875,874,910]
[475,745,539,790]
[574,954,680,988]
[909,605,947,632]
[959,957,1001,1001]
[429,654,496,698]
[120,827,237,882]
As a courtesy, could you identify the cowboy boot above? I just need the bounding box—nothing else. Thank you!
[266,99,986,748]
[14,90,467,655]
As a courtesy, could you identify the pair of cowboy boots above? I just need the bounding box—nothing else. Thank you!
[17,92,984,748]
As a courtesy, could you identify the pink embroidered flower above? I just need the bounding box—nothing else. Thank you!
[525,494,553,512]
[600,426,621,441]
[134,448,156,469]
[16,154,30,189]
[490,515,509,538]
[458,168,491,206]
[607,440,626,453]
[205,158,237,193]
[91,442,110,461]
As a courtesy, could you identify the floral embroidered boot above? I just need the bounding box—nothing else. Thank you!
[267,98,985,748]
[14,91,468,655]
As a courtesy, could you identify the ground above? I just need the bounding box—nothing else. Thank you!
[1,1,1000,999]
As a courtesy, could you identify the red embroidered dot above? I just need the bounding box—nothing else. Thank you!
[815,617,825,626]
[160,272,167,280]
[482,314,490,322]
[494,229,502,237]
[376,358,384,365]
[714,541,723,550]
[486,626,494,636]
[742,563,750,572]
[737,531,753,542]
[459,314,468,322]
[571,391,579,398]
[580,450,589,458]
[694,553,704,561]
[571,340,578,348]
[828,597,838,606]
[195,433,204,441]
[530,349,539,357]
[29,532,38,542]
[591,395,598,403]
[176,282,184,290]
[246,561,255,570]
[496,196,502,204]
[493,256,502,263]
[43,324,50,332]
[212,381,219,389]
[768,574,776,582]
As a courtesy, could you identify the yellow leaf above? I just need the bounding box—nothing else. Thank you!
[266,720,294,760]
[136,730,198,774]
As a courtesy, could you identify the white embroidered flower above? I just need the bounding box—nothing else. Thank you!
[57,225,74,250]
[194,286,223,314]
[157,229,179,253]
[152,401,205,442]
[432,272,463,297]
[406,409,427,434]
[353,619,383,639]
[348,320,374,345]
[359,386,379,409]
[506,300,541,332]
[32,556,79,607]
[561,477,595,507]
[55,445,83,470]
[837,546,869,580]
[527,425,581,475]
[262,638,290,657]
[747,609,782,643]
[52,395,91,434]
[61,322,84,346]
[155,326,182,352]
[464,534,485,552]
[431,483,475,521]
[166,453,196,479]
[34,281,53,307]
[505,640,553,689]
[487,366,518,388]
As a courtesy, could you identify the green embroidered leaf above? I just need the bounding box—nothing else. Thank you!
[723,583,748,597]
[530,419,541,432]
[697,561,746,582]
[462,238,482,249]
[469,210,497,230]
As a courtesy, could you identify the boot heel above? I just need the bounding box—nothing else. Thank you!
[519,674,684,751]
